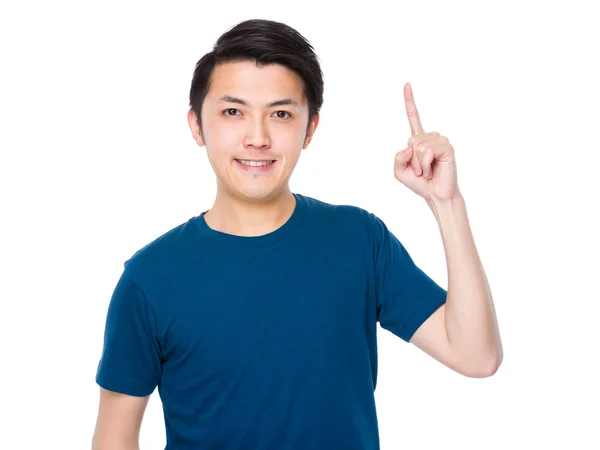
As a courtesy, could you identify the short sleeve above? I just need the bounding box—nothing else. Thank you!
[370,213,447,342]
[96,269,162,396]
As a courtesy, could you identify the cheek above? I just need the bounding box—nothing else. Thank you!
[204,129,241,158]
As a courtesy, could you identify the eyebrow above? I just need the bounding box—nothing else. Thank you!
[217,95,301,110]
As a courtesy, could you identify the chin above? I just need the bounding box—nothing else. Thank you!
[237,186,283,202]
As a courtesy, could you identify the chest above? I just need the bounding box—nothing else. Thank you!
[157,242,376,378]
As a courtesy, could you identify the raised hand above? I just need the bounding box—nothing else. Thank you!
[394,83,460,202]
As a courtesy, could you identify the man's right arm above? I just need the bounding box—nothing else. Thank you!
[91,387,150,450]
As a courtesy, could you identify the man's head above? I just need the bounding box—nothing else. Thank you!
[187,19,323,203]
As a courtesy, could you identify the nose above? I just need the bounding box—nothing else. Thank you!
[243,117,271,149]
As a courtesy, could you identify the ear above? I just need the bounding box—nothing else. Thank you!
[302,115,320,149]
[187,109,205,147]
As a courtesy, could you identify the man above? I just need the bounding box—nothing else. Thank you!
[92,18,502,450]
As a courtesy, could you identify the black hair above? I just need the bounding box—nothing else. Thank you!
[188,19,324,135]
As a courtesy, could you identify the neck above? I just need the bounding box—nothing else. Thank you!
[204,187,296,237]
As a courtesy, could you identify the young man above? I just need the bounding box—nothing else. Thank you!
[92,19,502,450]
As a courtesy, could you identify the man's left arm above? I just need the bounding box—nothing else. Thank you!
[394,82,503,378]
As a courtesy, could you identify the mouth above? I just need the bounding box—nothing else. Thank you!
[234,159,277,172]
[235,159,276,167]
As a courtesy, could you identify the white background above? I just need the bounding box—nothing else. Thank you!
[1,0,599,448]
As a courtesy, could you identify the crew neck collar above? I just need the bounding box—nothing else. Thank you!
[193,193,308,249]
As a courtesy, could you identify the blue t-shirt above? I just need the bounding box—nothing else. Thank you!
[96,193,447,449]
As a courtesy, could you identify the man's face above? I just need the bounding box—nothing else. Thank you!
[188,61,319,203]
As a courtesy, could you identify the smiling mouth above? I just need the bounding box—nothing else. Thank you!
[235,159,276,167]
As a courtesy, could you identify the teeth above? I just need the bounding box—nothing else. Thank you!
[238,160,274,167]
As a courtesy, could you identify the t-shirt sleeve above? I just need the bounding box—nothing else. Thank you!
[95,268,162,396]
[369,212,447,342]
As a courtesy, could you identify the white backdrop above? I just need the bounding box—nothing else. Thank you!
[1,0,599,449]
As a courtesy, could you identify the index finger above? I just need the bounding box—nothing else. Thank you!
[404,82,425,136]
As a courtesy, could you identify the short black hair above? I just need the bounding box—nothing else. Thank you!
[188,19,324,135]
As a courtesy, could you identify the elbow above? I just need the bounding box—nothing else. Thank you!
[464,362,500,378]
[459,350,503,378]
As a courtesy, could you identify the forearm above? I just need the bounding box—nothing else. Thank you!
[427,193,503,375]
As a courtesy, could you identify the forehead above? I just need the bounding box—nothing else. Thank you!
[206,61,307,106]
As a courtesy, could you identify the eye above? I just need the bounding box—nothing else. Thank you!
[222,109,291,119]
[222,108,241,117]
[273,111,291,119]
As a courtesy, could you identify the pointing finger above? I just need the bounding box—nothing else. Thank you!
[404,82,425,136]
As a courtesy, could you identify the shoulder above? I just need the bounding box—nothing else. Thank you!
[300,193,380,236]
[123,216,199,279]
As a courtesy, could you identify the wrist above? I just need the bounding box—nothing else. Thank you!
[426,191,466,225]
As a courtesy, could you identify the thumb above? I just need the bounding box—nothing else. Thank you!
[395,146,413,168]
